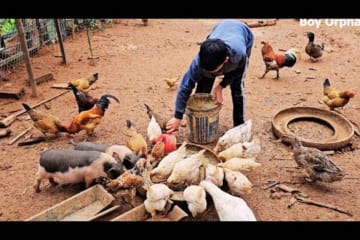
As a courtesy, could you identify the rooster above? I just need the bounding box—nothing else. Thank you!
[68,82,98,113]
[323,78,355,111]
[260,41,301,79]
[65,94,119,138]
[22,103,68,137]
[70,72,99,94]
[305,32,324,61]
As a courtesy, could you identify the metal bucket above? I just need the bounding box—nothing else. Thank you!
[185,93,221,144]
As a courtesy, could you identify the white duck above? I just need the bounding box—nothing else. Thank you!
[199,180,256,221]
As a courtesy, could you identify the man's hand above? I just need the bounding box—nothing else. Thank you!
[166,117,181,133]
[212,84,224,105]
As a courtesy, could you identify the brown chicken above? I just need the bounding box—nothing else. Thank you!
[22,103,68,137]
[164,77,179,89]
[260,41,301,79]
[150,138,165,167]
[305,32,324,61]
[323,78,355,110]
[68,82,98,113]
[125,120,148,158]
[70,72,99,94]
[65,94,119,138]
[282,135,345,183]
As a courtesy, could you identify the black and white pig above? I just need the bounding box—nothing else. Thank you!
[34,149,123,192]
[74,142,141,169]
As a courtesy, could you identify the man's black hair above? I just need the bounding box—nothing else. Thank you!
[199,38,228,71]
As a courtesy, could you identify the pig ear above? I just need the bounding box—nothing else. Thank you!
[112,152,121,162]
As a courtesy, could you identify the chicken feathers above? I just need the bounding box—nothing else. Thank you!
[322,78,355,110]
[260,41,301,79]
[22,103,67,136]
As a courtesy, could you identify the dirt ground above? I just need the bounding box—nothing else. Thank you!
[0,19,359,221]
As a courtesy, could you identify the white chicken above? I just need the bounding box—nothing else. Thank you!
[214,119,252,153]
[218,157,261,173]
[218,136,261,162]
[183,185,207,217]
[143,166,174,218]
[205,164,224,187]
[223,168,252,196]
[167,149,206,188]
[147,115,162,144]
[144,183,174,218]
[199,180,256,221]
[150,142,188,183]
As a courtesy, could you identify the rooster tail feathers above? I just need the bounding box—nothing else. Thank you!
[22,103,31,112]
[96,94,119,112]
[323,78,330,88]
[100,94,119,103]
[284,48,301,67]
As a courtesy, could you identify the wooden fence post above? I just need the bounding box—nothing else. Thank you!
[15,19,37,97]
[54,19,67,65]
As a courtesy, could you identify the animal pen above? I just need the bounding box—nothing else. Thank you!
[0,19,112,84]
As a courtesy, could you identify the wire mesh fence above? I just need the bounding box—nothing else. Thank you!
[0,19,67,80]
[0,19,113,81]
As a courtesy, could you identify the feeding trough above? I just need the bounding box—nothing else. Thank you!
[178,142,220,166]
[272,106,354,150]
[111,203,188,221]
[26,185,115,221]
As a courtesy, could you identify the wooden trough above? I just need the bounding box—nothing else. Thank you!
[26,185,115,221]
[111,203,188,221]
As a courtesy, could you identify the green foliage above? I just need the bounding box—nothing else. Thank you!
[0,19,16,35]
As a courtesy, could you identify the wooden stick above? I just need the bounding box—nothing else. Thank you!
[0,90,70,128]
[261,181,279,190]
[18,135,57,146]
[8,127,32,145]
[277,184,300,193]
[295,195,353,217]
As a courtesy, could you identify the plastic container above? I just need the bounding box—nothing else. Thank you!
[185,93,222,144]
